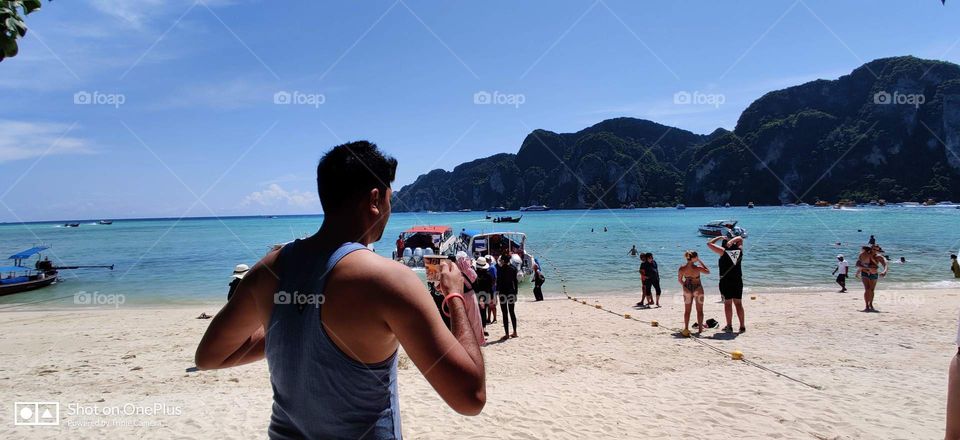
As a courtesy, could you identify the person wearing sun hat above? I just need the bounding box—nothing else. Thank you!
[832,254,848,293]
[226,264,249,301]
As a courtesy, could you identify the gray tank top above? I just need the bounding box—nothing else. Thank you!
[266,240,401,439]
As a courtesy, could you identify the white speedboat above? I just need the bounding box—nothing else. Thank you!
[394,225,457,267]
[698,220,747,238]
[456,229,535,284]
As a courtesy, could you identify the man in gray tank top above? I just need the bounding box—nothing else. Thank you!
[195,141,486,439]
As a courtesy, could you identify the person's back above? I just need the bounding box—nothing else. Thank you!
[195,142,485,440]
[267,240,400,439]
[497,263,518,294]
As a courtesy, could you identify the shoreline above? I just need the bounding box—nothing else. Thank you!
[1,282,958,310]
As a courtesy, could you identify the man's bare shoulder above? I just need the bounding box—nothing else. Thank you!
[333,250,423,300]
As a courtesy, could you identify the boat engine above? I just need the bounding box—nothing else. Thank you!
[401,248,413,265]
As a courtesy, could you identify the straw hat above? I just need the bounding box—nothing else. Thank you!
[232,264,250,279]
[475,258,489,270]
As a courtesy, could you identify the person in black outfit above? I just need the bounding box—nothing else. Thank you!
[640,253,662,307]
[707,236,745,333]
[496,255,519,339]
[473,258,494,332]
[227,264,249,301]
[532,264,545,301]
[868,235,876,245]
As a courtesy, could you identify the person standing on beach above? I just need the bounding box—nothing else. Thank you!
[708,236,746,333]
[226,264,249,301]
[637,254,651,308]
[832,255,848,293]
[473,257,493,334]
[644,253,662,307]
[946,309,960,439]
[486,255,498,324]
[951,254,960,278]
[678,250,710,335]
[195,142,485,439]
[496,254,519,339]
[532,263,545,302]
[856,245,887,312]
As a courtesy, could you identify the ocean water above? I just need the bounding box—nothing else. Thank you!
[1,206,958,306]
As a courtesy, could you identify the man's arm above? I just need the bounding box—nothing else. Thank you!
[379,261,485,416]
[706,236,725,255]
[195,250,279,370]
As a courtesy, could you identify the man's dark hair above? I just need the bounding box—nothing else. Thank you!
[316,141,397,212]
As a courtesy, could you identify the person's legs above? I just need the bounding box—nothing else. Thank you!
[682,289,693,332]
[734,299,745,331]
[653,280,662,306]
[866,278,877,311]
[694,288,705,334]
[499,295,510,338]
[861,276,871,311]
[508,294,518,337]
[490,297,498,322]
[947,350,960,439]
[642,283,652,305]
[724,299,733,330]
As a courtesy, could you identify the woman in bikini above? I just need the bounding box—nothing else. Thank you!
[678,250,710,335]
[855,245,887,312]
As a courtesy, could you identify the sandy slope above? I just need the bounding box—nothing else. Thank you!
[2,288,957,439]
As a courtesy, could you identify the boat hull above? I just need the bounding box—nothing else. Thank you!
[0,272,58,296]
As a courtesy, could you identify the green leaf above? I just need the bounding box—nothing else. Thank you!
[1,34,19,58]
[23,0,41,14]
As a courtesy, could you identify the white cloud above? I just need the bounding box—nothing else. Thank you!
[242,183,319,209]
[0,120,95,163]
[88,0,239,29]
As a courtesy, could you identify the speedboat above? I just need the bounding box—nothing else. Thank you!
[519,205,550,212]
[457,208,472,213]
[63,223,80,227]
[394,226,457,267]
[456,230,535,284]
[698,220,747,238]
[676,204,686,210]
[488,206,508,212]
[98,220,113,225]
[747,202,755,209]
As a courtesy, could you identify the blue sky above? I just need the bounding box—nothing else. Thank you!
[1,0,958,221]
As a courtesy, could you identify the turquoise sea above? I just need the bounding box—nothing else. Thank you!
[1,206,958,307]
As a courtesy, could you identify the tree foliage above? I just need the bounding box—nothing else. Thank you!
[0,0,47,62]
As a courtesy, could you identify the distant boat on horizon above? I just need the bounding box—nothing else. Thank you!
[519,205,550,212]
[676,204,686,210]
[97,220,113,225]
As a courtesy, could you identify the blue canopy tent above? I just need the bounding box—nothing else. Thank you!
[8,246,49,260]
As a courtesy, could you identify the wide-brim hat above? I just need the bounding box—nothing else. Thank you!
[475,258,489,269]
[232,264,250,279]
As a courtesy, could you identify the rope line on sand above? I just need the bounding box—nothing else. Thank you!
[530,249,821,391]
[570,296,824,391]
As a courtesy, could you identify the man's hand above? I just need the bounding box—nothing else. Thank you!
[436,260,464,297]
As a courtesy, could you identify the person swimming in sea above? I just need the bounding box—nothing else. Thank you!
[678,250,710,335]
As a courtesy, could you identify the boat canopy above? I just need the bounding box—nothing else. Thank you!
[403,226,451,235]
[8,246,49,260]
[703,220,737,227]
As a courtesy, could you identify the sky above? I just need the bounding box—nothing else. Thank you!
[1,0,959,222]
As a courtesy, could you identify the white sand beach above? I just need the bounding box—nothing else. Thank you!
[2,288,957,439]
